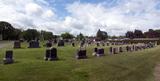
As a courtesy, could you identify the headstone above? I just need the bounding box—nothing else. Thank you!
[58,40,64,46]
[45,49,50,61]
[109,47,113,54]
[14,41,21,48]
[97,42,100,47]
[132,45,135,51]
[126,46,130,52]
[119,47,123,52]
[106,43,110,46]
[96,48,105,56]
[92,48,97,56]
[72,42,75,47]
[102,43,105,46]
[3,50,14,64]
[28,40,40,48]
[54,39,57,44]
[112,42,116,45]
[46,42,52,47]
[50,47,58,60]
[113,48,118,54]
[135,46,138,51]
[80,40,85,47]
[76,49,87,59]
[44,47,58,61]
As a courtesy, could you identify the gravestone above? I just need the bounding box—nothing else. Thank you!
[58,40,64,46]
[106,43,110,46]
[45,49,50,61]
[14,41,21,48]
[46,42,52,47]
[126,46,130,52]
[132,45,135,51]
[92,48,98,56]
[80,40,85,47]
[112,42,114,45]
[102,43,105,46]
[119,47,123,52]
[72,42,75,47]
[135,46,138,51]
[113,48,118,54]
[97,42,100,47]
[109,47,113,54]
[96,48,105,56]
[76,49,87,59]
[50,47,58,60]
[28,40,40,48]
[54,39,57,44]
[44,47,58,61]
[3,50,14,64]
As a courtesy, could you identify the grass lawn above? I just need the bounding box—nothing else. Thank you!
[0,41,160,81]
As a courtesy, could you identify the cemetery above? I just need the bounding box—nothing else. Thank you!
[0,0,160,80]
[0,40,160,81]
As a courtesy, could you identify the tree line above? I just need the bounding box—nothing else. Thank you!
[125,29,160,39]
[0,21,160,41]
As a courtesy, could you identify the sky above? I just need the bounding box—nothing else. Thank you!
[0,0,160,36]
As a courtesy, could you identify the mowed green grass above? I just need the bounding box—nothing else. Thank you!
[0,42,160,81]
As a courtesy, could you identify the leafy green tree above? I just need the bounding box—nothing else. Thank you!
[0,21,18,40]
[41,31,54,40]
[61,32,74,39]
[76,33,85,41]
[144,29,160,38]
[22,29,40,41]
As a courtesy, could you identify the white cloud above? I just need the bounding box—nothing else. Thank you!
[0,0,56,30]
[0,0,160,36]
[65,0,160,36]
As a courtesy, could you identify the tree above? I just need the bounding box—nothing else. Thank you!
[76,33,85,41]
[96,29,108,41]
[61,32,74,39]
[0,21,18,40]
[144,29,160,38]
[41,31,54,40]
[134,29,144,38]
[22,29,40,41]
[126,31,134,39]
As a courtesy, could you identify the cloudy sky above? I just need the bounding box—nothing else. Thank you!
[0,0,160,36]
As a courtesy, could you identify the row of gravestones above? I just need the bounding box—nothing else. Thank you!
[109,43,156,54]
[14,40,67,48]
[2,43,156,64]
[2,47,104,64]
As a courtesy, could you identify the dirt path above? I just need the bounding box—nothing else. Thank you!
[154,64,160,81]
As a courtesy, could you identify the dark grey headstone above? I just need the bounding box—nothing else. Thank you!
[44,47,58,61]
[28,40,40,48]
[76,50,87,59]
[97,48,105,56]
[58,40,64,46]
[119,47,123,52]
[50,47,58,60]
[113,48,118,54]
[3,50,14,64]
[14,41,21,48]
[109,47,113,54]
[46,42,52,47]
[72,42,75,47]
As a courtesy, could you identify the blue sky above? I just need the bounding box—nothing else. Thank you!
[0,0,160,36]
[47,0,120,19]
